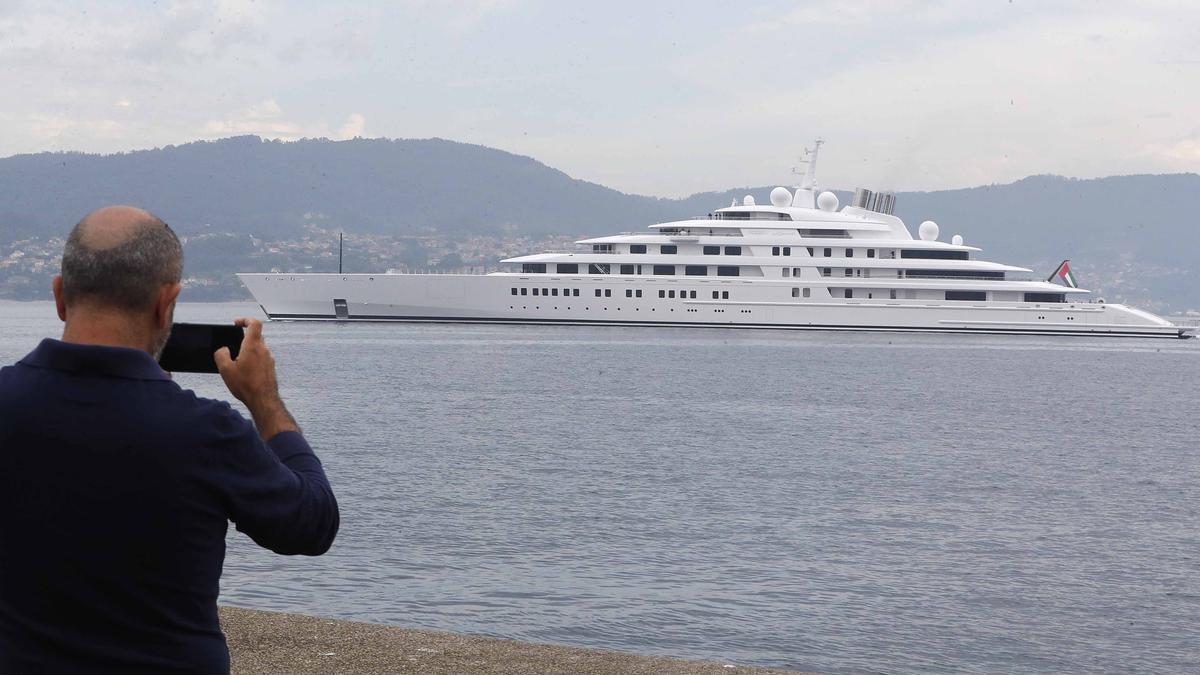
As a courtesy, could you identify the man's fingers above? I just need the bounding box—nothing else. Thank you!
[241,317,263,343]
[214,347,234,373]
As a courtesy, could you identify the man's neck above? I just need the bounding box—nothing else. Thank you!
[61,308,155,354]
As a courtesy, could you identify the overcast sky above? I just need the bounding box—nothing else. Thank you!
[1,0,1196,197]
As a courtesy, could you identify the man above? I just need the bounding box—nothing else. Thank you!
[0,206,339,673]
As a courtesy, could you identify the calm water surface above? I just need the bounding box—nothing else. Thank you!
[3,300,1198,674]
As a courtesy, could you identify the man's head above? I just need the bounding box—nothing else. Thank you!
[54,206,184,356]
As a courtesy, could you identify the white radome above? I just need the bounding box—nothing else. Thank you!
[817,191,839,212]
[770,186,792,207]
[952,234,964,246]
[919,220,940,241]
[743,195,756,206]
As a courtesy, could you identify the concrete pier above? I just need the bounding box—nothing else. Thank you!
[220,606,802,674]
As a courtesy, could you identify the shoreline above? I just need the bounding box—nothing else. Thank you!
[219,606,803,674]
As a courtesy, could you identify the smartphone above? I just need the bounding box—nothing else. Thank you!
[158,323,244,374]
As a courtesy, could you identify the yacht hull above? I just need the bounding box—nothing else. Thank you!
[238,273,1192,339]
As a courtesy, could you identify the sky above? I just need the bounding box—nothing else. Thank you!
[0,0,1197,197]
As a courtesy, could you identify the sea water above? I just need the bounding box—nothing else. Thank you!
[2,300,1198,674]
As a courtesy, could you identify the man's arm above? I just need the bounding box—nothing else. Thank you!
[214,317,338,555]
[215,317,298,441]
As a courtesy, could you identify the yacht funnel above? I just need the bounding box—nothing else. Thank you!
[852,188,896,215]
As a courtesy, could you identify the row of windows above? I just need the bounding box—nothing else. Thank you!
[702,245,742,255]
[559,245,968,261]
[541,263,743,277]
[512,287,732,300]
[511,287,584,297]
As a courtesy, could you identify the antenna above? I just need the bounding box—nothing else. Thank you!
[792,138,825,190]
[338,232,343,274]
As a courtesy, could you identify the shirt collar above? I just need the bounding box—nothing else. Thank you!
[20,338,171,381]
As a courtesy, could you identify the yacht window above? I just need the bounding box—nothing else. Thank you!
[890,290,896,300]
[722,291,729,299]
[594,289,602,297]
[661,245,677,254]
[772,246,780,256]
[716,266,739,277]
[845,289,853,299]
[589,263,610,274]
[783,247,791,256]
[703,245,720,255]
[620,264,635,274]
[1024,292,1066,303]
[668,290,676,298]
[902,249,969,260]
[845,249,853,258]
[799,228,849,238]
[725,246,742,255]
[946,291,986,301]
[630,244,647,254]
[822,268,831,277]
[712,291,719,299]
[823,248,832,257]
[867,249,876,258]
[520,288,527,295]
[792,287,799,297]
[659,290,666,298]
[573,289,580,296]
[685,265,707,276]
[626,289,633,297]
[551,288,558,296]
[803,288,811,298]
[511,288,517,295]
[592,244,613,253]
[844,268,853,277]
[806,247,814,256]
[636,290,642,298]
[783,268,790,278]
[605,289,612,297]
[690,291,697,299]
[522,263,546,273]
[653,265,675,275]
[557,263,578,273]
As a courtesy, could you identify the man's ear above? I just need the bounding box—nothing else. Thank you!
[154,282,183,330]
[52,276,67,321]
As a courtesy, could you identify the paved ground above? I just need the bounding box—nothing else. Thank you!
[220,606,803,675]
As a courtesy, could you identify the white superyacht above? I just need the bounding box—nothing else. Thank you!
[238,143,1193,339]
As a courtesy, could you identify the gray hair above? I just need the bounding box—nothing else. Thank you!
[61,217,184,312]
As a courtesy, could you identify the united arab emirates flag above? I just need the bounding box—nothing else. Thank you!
[1048,260,1079,288]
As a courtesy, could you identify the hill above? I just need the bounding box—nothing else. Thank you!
[0,136,1195,312]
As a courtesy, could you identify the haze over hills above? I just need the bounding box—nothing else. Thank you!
[0,136,1195,312]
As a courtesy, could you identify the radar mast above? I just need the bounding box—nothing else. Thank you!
[791,138,825,208]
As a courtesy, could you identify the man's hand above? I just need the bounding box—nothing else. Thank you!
[215,317,299,440]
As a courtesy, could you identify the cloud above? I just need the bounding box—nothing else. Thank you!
[337,113,366,140]
[1149,137,1200,165]
[201,100,365,142]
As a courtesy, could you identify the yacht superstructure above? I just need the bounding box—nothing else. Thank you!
[238,143,1193,338]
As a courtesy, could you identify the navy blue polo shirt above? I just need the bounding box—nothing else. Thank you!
[0,338,339,674]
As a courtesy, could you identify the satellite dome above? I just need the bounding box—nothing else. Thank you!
[816,191,839,212]
[951,234,963,246]
[770,187,792,207]
[743,195,756,206]
[918,220,940,241]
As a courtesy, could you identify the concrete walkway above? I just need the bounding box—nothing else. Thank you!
[220,606,802,675]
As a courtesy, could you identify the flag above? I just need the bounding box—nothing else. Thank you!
[1047,260,1079,288]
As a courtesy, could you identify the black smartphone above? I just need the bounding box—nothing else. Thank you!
[158,323,244,374]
